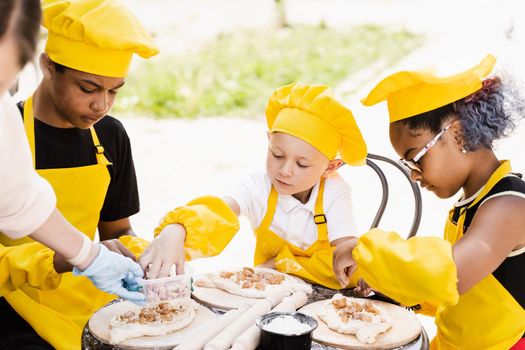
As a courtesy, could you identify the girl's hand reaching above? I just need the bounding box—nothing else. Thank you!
[139,224,186,279]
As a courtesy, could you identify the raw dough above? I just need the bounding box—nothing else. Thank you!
[194,267,312,298]
[317,293,391,344]
[109,299,196,344]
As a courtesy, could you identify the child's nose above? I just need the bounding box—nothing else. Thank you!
[279,162,293,177]
[410,170,422,182]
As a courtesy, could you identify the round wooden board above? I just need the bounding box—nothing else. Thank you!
[191,286,261,310]
[88,300,217,349]
[299,299,421,350]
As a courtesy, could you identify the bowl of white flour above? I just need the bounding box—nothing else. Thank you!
[256,311,318,350]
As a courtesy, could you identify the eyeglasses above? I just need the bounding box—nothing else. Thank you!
[399,123,452,174]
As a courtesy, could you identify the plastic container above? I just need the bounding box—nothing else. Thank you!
[256,311,318,350]
[142,265,193,304]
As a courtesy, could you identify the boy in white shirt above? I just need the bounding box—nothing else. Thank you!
[141,83,368,289]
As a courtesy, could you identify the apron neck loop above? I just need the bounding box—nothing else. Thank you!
[23,96,36,168]
[259,186,279,231]
[314,178,328,241]
[259,178,328,241]
[457,160,512,236]
[467,160,512,210]
[23,95,112,167]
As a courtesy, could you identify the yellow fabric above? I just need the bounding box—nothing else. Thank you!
[361,54,496,122]
[255,179,359,289]
[0,95,121,350]
[352,229,459,307]
[154,196,240,261]
[266,82,367,166]
[42,0,159,77]
[118,235,149,259]
[0,243,61,296]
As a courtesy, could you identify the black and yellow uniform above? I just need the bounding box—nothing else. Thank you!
[451,172,525,313]
[15,104,140,221]
[0,106,142,350]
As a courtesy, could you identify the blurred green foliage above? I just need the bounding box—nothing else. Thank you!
[115,24,422,118]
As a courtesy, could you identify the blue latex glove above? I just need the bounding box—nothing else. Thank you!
[73,244,145,304]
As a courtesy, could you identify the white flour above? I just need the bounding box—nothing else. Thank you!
[263,315,312,335]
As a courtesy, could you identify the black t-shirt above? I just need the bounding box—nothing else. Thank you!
[18,104,139,221]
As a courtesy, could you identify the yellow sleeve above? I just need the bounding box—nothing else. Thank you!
[353,229,459,307]
[0,242,61,296]
[118,235,150,258]
[154,196,240,260]
[415,301,439,316]
[275,245,361,290]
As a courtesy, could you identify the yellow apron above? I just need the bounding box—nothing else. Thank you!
[0,96,116,350]
[254,178,355,290]
[431,160,525,350]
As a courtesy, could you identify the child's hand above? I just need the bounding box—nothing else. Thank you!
[332,237,358,288]
[139,224,186,279]
[354,278,373,297]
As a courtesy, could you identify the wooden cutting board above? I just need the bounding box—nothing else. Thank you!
[88,300,217,349]
[299,299,421,350]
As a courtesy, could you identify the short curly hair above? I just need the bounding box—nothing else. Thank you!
[395,75,525,151]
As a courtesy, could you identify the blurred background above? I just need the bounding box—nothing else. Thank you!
[12,0,525,336]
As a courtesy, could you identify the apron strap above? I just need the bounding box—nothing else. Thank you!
[259,186,279,232]
[466,160,512,210]
[22,96,36,168]
[89,127,112,166]
[457,160,512,235]
[258,178,328,241]
[23,95,112,167]
[313,178,328,242]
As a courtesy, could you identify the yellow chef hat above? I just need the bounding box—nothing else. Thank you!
[42,0,159,78]
[361,54,496,123]
[266,83,367,166]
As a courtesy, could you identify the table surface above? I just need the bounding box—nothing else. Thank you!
[82,285,430,350]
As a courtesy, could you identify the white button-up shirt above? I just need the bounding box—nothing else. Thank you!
[226,172,358,250]
[0,93,56,238]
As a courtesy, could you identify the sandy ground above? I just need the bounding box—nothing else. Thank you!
[14,0,525,341]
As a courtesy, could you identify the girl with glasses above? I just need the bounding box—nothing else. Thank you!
[334,54,525,350]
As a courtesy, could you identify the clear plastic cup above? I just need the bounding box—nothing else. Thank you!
[142,265,193,304]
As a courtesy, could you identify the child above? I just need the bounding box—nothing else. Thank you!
[334,55,525,349]
[0,0,144,301]
[0,0,158,348]
[140,82,368,289]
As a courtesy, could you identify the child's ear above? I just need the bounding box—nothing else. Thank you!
[39,53,56,80]
[450,119,465,150]
[323,159,344,177]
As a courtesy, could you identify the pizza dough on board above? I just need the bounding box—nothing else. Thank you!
[88,300,217,349]
[299,296,421,350]
[192,267,312,310]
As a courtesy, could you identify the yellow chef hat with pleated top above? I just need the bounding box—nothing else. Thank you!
[361,54,496,123]
[42,0,159,78]
[266,82,367,166]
